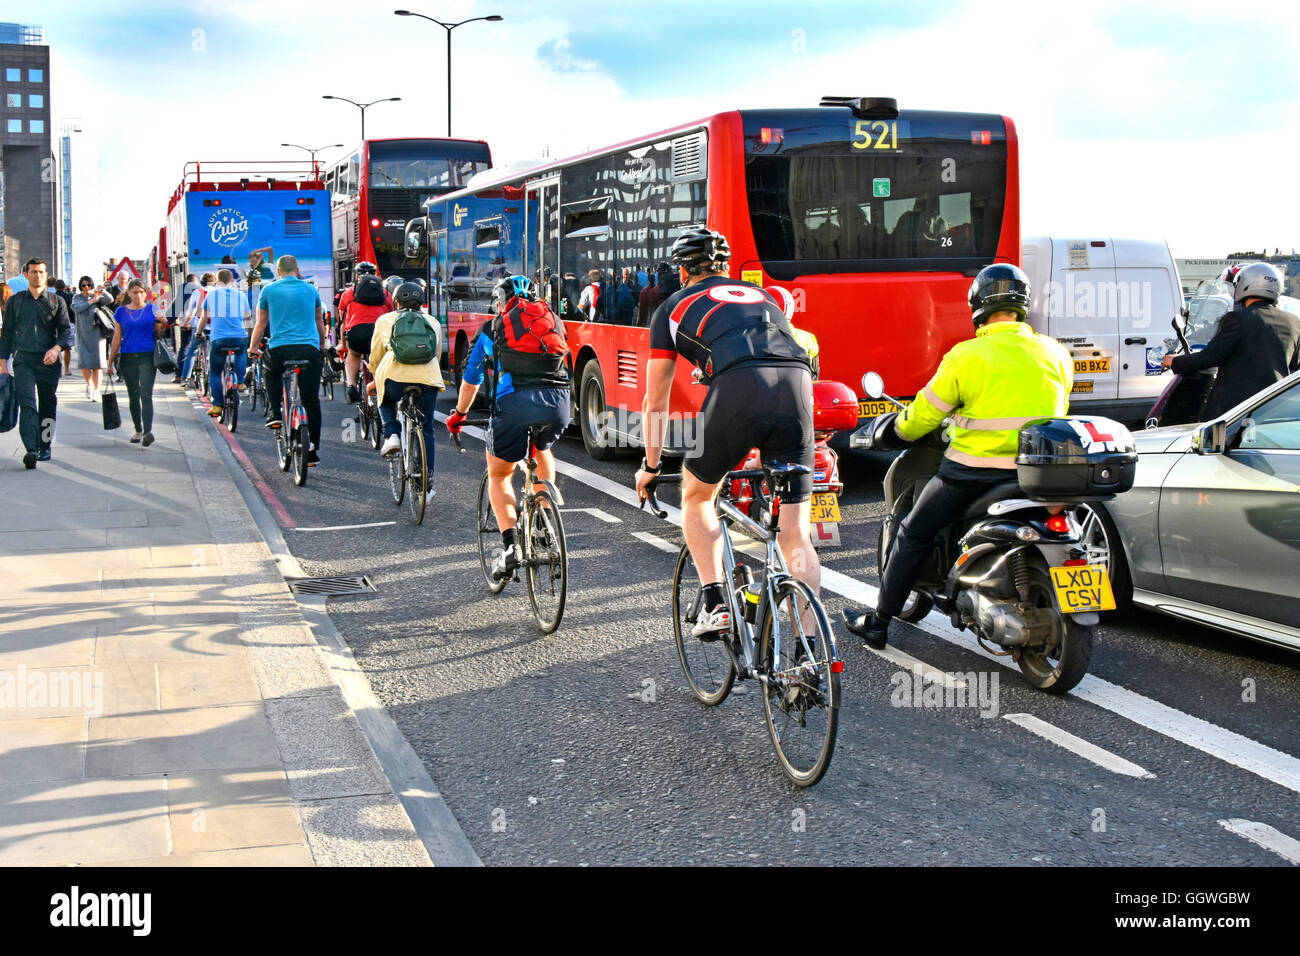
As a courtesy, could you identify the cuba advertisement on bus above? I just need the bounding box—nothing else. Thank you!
[182,188,334,308]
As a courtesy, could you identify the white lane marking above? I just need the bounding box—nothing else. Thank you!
[525,443,1300,795]
[288,521,398,532]
[1217,819,1300,865]
[563,508,621,524]
[874,644,967,689]
[632,532,679,555]
[1004,713,1155,778]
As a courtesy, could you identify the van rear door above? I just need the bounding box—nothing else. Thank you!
[1112,238,1179,402]
[1049,238,1119,405]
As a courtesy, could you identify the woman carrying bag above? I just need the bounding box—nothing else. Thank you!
[72,275,113,401]
[108,279,167,445]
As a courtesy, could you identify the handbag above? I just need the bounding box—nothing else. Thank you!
[0,373,16,433]
[101,378,121,430]
[153,335,177,375]
[93,305,115,338]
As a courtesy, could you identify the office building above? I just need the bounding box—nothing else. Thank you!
[0,22,54,280]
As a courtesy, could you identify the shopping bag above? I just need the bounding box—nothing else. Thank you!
[153,336,177,375]
[101,380,121,430]
[0,373,16,433]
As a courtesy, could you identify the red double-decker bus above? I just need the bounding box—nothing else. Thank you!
[325,137,492,296]
[407,97,1019,460]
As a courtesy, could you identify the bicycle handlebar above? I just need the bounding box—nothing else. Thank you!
[641,473,681,519]
[448,418,489,454]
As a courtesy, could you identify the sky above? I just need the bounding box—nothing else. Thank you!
[33,0,1300,278]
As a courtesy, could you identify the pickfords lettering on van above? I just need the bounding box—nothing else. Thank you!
[1022,237,1182,424]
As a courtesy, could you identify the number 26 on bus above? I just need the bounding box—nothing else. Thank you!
[853,120,898,151]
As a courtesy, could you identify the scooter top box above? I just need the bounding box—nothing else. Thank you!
[1016,417,1137,498]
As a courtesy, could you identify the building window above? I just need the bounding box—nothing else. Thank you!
[5,93,18,108]
[6,119,20,133]
[29,93,43,109]
[4,68,18,82]
[29,119,43,134]
[28,69,42,83]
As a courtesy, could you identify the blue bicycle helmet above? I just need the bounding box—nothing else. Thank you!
[493,275,537,312]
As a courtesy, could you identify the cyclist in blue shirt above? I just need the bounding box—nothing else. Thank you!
[446,276,571,579]
[194,269,251,417]
[248,255,326,464]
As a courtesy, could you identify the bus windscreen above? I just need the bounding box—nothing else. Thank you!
[369,140,491,190]
[743,110,1007,274]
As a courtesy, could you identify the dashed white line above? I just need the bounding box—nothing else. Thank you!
[288,521,398,532]
[563,508,621,524]
[1218,818,1300,864]
[631,532,679,555]
[1004,713,1155,778]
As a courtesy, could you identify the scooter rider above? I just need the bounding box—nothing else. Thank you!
[1161,262,1300,419]
[843,263,1074,649]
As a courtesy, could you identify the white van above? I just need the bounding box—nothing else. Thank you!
[1022,237,1183,424]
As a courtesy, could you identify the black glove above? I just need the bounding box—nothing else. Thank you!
[870,411,911,452]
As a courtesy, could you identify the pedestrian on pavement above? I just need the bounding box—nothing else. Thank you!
[72,276,113,401]
[108,278,168,446]
[248,255,326,465]
[194,269,250,418]
[0,258,74,469]
[178,273,213,385]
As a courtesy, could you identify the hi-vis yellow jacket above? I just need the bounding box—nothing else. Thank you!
[895,321,1074,469]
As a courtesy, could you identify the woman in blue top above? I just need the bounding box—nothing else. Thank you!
[108,279,168,445]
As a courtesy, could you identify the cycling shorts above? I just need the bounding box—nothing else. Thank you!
[684,364,814,503]
[487,387,572,463]
[344,323,375,358]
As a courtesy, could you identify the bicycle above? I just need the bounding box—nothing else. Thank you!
[248,353,268,418]
[451,420,568,634]
[355,359,382,450]
[321,345,341,402]
[189,333,210,396]
[388,385,432,525]
[643,465,842,787]
[271,360,310,486]
[217,348,241,432]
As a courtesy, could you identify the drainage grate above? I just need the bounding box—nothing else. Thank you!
[286,574,376,596]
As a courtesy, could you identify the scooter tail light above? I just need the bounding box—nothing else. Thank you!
[1046,514,1071,534]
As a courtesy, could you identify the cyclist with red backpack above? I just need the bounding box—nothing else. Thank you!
[338,261,394,402]
[446,275,572,580]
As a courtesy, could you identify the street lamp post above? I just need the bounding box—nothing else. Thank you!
[394,10,503,137]
[321,95,402,141]
[281,142,343,178]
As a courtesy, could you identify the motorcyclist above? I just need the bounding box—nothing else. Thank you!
[1162,262,1300,419]
[843,263,1074,649]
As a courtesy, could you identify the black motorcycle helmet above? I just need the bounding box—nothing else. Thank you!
[968,263,1031,328]
[669,227,731,274]
[354,261,378,278]
[394,280,426,310]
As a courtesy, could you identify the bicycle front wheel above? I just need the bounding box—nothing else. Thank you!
[760,578,839,787]
[477,470,506,594]
[406,424,428,525]
[525,490,567,634]
[671,544,736,706]
[277,424,291,472]
[293,422,309,486]
[367,403,382,451]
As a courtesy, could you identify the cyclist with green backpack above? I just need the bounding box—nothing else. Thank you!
[370,280,444,502]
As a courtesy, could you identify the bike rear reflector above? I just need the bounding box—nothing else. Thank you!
[831,660,844,674]
[1046,514,1071,533]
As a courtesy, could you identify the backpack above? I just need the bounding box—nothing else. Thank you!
[353,274,386,306]
[389,309,438,365]
[491,298,570,387]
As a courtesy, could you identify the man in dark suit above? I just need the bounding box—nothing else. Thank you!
[1165,262,1300,419]
[0,258,74,469]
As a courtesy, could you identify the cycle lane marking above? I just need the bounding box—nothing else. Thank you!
[196,389,296,528]
[1003,713,1155,778]
[441,418,1300,796]
[1217,819,1300,865]
[287,521,398,532]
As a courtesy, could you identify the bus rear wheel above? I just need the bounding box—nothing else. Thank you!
[579,361,618,461]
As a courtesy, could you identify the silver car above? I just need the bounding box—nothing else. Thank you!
[1074,370,1300,652]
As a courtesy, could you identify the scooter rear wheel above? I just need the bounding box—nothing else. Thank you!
[1016,566,1093,694]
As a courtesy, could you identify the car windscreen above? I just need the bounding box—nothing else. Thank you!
[369,140,491,190]
[742,109,1008,275]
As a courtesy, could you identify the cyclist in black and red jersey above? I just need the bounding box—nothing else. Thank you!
[634,226,821,639]
[338,262,394,402]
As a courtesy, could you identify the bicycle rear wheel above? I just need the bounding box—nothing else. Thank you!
[406,423,428,525]
[388,427,406,506]
[224,389,238,433]
[477,470,506,594]
[759,578,839,787]
[293,422,309,486]
[671,545,736,706]
[525,490,567,634]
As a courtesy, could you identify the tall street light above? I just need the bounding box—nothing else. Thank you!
[282,142,343,177]
[321,95,402,141]
[394,11,503,137]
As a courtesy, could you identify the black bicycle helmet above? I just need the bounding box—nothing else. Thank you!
[669,227,730,273]
[492,275,537,313]
[968,263,1031,328]
[394,281,426,310]
[383,275,404,299]
[355,261,378,277]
